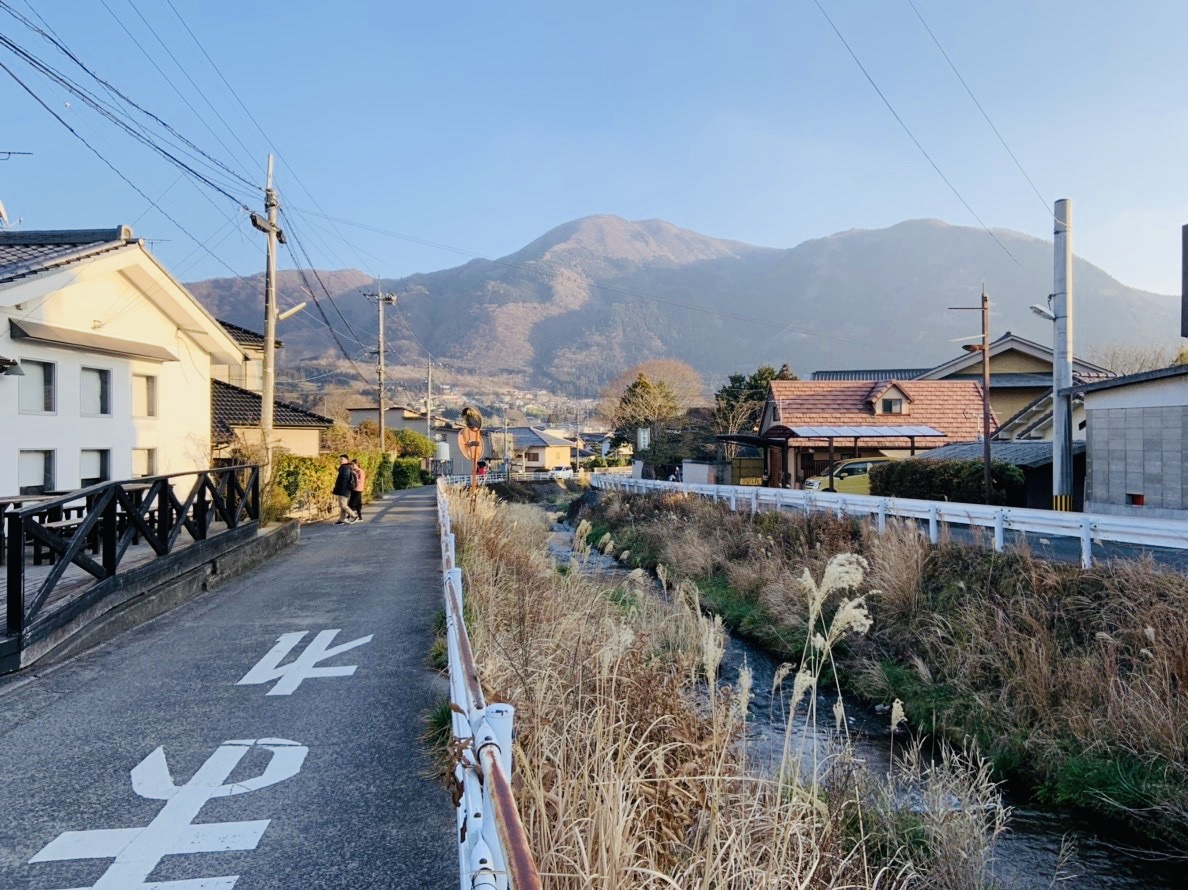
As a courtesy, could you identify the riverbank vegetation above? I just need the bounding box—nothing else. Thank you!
[446,487,1006,888]
[575,490,1188,845]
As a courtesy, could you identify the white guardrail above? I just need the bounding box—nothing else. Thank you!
[436,481,541,890]
[590,477,1188,569]
[441,472,569,485]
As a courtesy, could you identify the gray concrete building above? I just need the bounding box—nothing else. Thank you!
[1071,365,1188,519]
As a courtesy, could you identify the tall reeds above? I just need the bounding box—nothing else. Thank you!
[447,488,1006,887]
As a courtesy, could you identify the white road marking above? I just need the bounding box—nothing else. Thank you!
[236,629,374,695]
[29,738,307,890]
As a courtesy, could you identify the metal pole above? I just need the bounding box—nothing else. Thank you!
[981,287,993,504]
[426,359,432,441]
[1052,199,1074,511]
[261,155,278,485]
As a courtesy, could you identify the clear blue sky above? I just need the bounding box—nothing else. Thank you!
[2,0,1187,295]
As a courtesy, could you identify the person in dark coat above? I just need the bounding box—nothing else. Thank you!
[332,454,356,525]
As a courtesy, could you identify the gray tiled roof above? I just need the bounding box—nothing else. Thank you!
[217,319,282,349]
[0,227,134,285]
[917,439,1085,468]
[212,379,334,442]
[812,369,930,381]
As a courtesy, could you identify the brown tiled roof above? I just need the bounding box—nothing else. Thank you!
[212,379,334,442]
[765,379,994,447]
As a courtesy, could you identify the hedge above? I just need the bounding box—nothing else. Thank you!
[390,457,425,490]
[272,449,399,516]
[869,458,1025,506]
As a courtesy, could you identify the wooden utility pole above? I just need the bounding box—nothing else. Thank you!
[950,287,994,504]
[250,155,285,484]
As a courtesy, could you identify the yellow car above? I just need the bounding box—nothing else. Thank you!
[803,458,892,494]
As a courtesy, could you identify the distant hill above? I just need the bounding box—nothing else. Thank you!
[184,215,1180,396]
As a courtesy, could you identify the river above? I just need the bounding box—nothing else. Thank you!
[549,518,1184,889]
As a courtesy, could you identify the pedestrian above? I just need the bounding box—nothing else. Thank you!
[332,454,356,525]
[349,458,366,521]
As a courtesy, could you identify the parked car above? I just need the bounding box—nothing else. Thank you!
[803,457,893,494]
[549,466,574,480]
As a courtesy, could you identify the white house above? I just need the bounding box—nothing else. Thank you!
[0,226,244,495]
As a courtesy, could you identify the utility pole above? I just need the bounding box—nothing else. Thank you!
[364,285,396,451]
[950,287,994,504]
[426,359,432,441]
[1052,199,1074,512]
[250,154,285,484]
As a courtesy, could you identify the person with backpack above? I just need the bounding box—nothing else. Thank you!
[332,454,356,525]
[349,458,366,521]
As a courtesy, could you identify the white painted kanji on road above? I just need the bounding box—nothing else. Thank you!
[237,629,373,695]
[29,737,307,890]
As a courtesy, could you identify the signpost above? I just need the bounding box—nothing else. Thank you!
[458,421,484,494]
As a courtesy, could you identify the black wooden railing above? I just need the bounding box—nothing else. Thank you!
[5,465,259,636]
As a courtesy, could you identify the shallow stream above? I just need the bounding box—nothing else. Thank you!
[548,518,1184,889]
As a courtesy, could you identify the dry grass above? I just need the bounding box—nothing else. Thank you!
[449,488,1007,887]
[578,491,1188,842]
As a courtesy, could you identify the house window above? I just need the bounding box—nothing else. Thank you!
[18,450,54,495]
[132,448,157,478]
[81,367,112,416]
[18,360,55,413]
[133,374,158,417]
[80,449,111,487]
[882,398,904,415]
[525,451,541,462]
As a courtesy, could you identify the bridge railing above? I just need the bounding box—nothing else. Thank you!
[589,476,1188,569]
[6,465,259,636]
[436,480,541,890]
[440,471,566,486]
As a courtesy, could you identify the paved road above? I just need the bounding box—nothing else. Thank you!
[0,487,456,889]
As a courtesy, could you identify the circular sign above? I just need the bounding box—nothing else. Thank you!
[458,427,484,463]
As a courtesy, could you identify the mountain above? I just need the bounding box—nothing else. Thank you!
[184,215,1180,396]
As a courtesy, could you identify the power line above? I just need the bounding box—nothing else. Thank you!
[0,2,256,202]
[0,57,245,277]
[905,0,1051,217]
[96,0,256,183]
[810,0,1027,272]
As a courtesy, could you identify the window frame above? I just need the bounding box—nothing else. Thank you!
[79,448,111,488]
[132,447,157,478]
[132,373,158,418]
[18,449,55,495]
[18,359,56,414]
[80,366,113,417]
[881,398,904,415]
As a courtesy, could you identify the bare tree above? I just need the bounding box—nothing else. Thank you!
[1082,343,1188,377]
[597,359,706,424]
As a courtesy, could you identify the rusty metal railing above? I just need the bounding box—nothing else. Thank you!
[436,480,541,890]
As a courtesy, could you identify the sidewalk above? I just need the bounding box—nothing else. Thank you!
[0,486,456,889]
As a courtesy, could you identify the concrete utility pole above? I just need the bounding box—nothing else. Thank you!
[250,154,285,484]
[426,359,432,441]
[1052,199,1074,512]
[364,286,397,450]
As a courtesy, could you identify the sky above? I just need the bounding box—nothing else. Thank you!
[2,0,1188,297]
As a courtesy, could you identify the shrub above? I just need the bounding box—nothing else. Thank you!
[870,458,1025,505]
[391,457,424,490]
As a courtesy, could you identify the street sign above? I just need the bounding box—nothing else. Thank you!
[458,428,484,463]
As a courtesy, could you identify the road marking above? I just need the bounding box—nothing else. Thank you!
[29,738,307,889]
[236,629,374,695]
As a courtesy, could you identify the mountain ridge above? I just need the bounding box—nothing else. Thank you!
[184,215,1179,396]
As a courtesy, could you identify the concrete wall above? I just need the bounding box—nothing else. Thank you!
[1084,376,1188,518]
